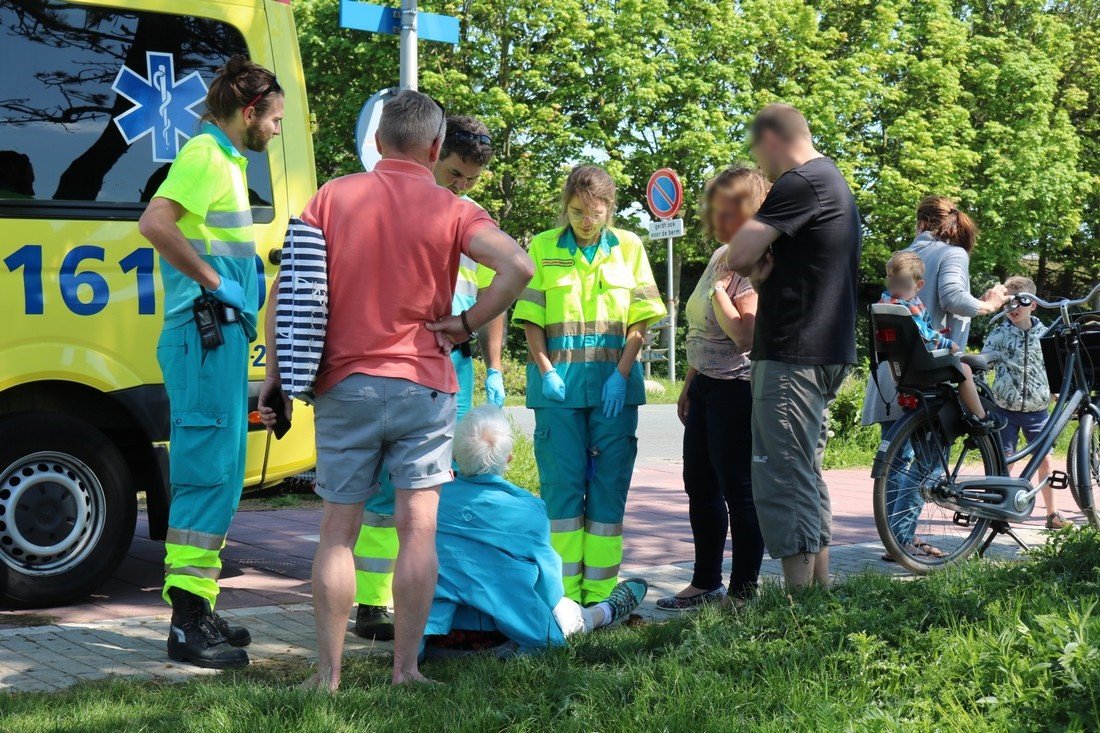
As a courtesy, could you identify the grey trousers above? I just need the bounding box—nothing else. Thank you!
[749,360,848,559]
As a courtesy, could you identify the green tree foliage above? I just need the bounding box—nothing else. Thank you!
[297,0,1100,298]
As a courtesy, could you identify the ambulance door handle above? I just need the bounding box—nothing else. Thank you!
[268,248,282,265]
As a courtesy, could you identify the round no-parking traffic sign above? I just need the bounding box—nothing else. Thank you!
[646,168,683,220]
[355,87,398,172]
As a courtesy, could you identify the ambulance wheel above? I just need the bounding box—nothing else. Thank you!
[0,413,137,607]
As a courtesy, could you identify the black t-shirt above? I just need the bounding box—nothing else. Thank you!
[750,156,861,365]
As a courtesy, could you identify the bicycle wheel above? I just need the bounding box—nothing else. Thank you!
[873,411,996,574]
[1067,413,1100,528]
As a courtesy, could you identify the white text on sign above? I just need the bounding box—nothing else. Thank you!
[648,218,685,239]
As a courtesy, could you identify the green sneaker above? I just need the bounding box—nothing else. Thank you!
[605,577,648,625]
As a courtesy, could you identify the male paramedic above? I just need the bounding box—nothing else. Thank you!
[351,115,508,641]
[138,56,283,669]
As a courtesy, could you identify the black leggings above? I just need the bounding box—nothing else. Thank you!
[682,374,763,599]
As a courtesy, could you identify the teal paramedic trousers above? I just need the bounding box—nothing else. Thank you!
[157,320,249,607]
[533,405,639,604]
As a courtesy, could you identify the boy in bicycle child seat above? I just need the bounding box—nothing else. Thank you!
[881,251,992,429]
[980,276,1073,530]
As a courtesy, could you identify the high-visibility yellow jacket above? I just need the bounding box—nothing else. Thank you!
[155,123,260,340]
[513,226,666,408]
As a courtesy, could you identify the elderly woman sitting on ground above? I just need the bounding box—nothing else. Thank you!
[423,406,648,657]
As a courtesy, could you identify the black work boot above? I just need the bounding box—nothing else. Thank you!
[207,608,252,648]
[166,588,249,669]
[354,604,395,640]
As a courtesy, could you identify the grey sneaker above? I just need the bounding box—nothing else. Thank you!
[605,577,648,625]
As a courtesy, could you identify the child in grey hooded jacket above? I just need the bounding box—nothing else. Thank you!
[981,276,1073,530]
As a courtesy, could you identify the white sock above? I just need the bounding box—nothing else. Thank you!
[596,601,614,624]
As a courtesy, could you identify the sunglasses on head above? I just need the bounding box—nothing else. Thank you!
[429,96,447,139]
[450,129,492,146]
[244,81,281,112]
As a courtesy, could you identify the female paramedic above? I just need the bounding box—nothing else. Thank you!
[512,165,666,604]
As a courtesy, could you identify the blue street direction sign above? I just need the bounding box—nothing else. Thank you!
[340,1,460,45]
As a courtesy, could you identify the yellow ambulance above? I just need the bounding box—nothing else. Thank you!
[0,0,317,606]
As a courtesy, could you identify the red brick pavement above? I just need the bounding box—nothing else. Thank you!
[2,463,1068,626]
[621,463,880,567]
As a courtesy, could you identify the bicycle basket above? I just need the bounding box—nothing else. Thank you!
[1040,312,1100,391]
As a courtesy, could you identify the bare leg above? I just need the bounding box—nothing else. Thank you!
[1037,453,1057,514]
[781,552,816,591]
[391,487,441,685]
[307,501,364,692]
[957,365,987,419]
[813,546,831,586]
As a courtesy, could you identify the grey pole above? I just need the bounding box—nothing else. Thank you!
[666,236,676,383]
[399,0,418,90]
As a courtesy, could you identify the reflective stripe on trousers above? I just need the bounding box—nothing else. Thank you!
[550,516,584,602]
[534,405,638,605]
[159,320,248,609]
[353,510,399,607]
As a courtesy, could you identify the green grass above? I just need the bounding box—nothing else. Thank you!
[3,530,1099,731]
[505,428,540,495]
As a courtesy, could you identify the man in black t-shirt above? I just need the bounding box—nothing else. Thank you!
[725,104,862,591]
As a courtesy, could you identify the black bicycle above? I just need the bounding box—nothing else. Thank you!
[868,284,1100,574]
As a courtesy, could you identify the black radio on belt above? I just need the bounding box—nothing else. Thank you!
[459,341,473,358]
[193,291,239,351]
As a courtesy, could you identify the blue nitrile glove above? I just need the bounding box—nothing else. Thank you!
[210,276,247,311]
[601,370,628,418]
[542,369,567,402]
[485,368,506,408]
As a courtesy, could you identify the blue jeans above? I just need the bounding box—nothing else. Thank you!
[882,422,937,547]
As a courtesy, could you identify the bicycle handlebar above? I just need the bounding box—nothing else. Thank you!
[988,283,1100,325]
[1014,283,1100,311]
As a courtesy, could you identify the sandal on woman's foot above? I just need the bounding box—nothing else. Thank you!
[655,585,726,612]
[1046,512,1075,530]
[880,553,897,563]
[913,539,945,558]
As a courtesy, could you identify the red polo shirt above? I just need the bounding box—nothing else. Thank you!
[302,159,495,394]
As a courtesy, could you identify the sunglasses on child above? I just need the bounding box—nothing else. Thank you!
[1008,295,1034,310]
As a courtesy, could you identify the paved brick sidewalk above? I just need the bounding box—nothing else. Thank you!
[0,462,1076,692]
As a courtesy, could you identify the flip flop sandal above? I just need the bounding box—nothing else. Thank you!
[913,540,945,558]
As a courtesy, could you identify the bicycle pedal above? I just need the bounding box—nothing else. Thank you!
[953,511,974,528]
[1048,470,1070,490]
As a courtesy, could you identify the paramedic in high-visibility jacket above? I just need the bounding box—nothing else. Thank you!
[512,165,666,604]
[138,56,284,670]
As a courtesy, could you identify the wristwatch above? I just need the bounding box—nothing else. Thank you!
[712,284,726,295]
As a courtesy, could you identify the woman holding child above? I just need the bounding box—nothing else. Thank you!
[657,166,770,611]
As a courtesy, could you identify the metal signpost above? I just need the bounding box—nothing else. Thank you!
[341,0,460,169]
[646,168,685,383]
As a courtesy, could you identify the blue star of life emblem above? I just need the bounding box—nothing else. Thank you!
[111,52,208,163]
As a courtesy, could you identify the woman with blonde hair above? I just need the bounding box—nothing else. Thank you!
[658,165,770,611]
[512,165,666,604]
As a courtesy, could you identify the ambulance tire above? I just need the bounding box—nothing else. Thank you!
[0,413,137,608]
